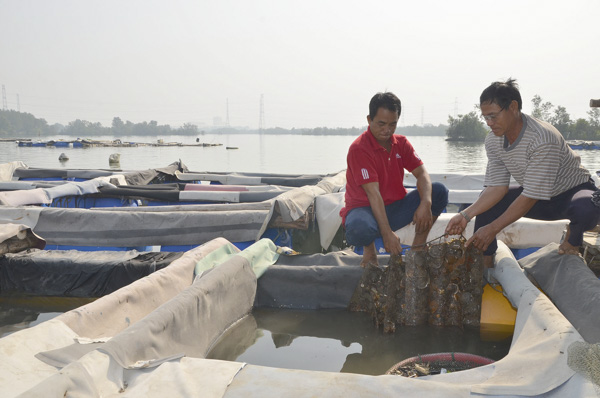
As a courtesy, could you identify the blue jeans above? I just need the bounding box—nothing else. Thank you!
[344,182,449,247]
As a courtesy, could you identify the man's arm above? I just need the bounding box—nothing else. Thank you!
[411,165,433,233]
[467,194,537,251]
[361,181,402,255]
[445,185,509,236]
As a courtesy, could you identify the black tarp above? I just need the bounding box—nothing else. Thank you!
[519,243,600,344]
[13,168,118,180]
[123,160,188,185]
[98,186,181,202]
[254,252,378,309]
[97,184,286,203]
[0,250,183,297]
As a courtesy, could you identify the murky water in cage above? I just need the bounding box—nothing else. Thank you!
[207,308,512,376]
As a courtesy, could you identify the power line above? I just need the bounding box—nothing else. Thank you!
[454,97,458,117]
[226,98,230,127]
[258,94,265,132]
[1,85,7,111]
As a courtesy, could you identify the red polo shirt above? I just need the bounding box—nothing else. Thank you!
[340,128,423,222]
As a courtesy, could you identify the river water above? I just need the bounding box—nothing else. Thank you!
[2,134,600,175]
[0,133,599,342]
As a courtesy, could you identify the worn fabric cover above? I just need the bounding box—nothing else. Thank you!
[0,161,27,181]
[0,179,118,206]
[12,167,117,180]
[0,239,597,397]
[518,242,600,344]
[0,172,345,249]
[0,250,182,296]
[0,223,34,242]
[255,250,365,309]
[274,170,345,222]
[194,238,280,278]
[28,207,271,247]
[174,170,328,187]
[0,181,36,191]
[98,254,257,368]
[123,160,188,185]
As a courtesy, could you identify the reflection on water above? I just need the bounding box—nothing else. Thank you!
[0,295,95,338]
[207,308,512,376]
[443,141,488,174]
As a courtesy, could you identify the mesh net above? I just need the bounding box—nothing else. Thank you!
[568,341,600,393]
[386,352,494,377]
[349,237,483,331]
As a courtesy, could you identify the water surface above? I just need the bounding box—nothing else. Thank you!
[207,308,512,376]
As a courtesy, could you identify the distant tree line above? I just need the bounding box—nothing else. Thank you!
[0,112,209,138]
[530,95,600,140]
[446,110,487,141]
[0,110,448,138]
[445,96,600,141]
[0,110,57,137]
[2,99,597,140]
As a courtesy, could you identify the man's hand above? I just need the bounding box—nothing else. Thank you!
[465,224,498,251]
[445,213,467,236]
[382,230,402,256]
[413,202,433,234]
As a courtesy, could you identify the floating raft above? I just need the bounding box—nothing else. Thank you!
[16,139,223,148]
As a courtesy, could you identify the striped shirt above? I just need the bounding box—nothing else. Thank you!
[484,113,590,200]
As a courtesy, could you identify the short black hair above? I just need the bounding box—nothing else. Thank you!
[369,92,402,119]
[480,78,522,110]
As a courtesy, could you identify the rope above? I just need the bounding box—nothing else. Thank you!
[404,233,464,250]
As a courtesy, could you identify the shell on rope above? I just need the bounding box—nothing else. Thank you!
[348,236,484,332]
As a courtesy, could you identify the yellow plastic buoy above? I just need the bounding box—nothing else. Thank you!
[480,284,517,341]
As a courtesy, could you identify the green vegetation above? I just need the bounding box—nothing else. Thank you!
[1,98,598,140]
[530,95,600,140]
[0,110,54,138]
[444,96,600,141]
[445,111,487,141]
[0,109,448,138]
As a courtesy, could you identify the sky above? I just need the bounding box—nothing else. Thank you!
[1,0,599,130]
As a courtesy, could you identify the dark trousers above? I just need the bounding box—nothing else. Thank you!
[475,180,600,255]
[344,182,449,247]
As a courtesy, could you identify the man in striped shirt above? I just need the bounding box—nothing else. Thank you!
[445,79,600,270]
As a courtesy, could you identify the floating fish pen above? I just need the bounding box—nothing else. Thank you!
[0,237,597,397]
[15,139,223,148]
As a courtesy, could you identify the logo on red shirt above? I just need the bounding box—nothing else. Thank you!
[361,168,369,180]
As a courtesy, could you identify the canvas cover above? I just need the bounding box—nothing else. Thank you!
[0,238,596,397]
[519,242,600,344]
[0,171,346,249]
[0,249,182,296]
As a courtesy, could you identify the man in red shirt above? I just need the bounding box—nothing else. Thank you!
[341,92,448,266]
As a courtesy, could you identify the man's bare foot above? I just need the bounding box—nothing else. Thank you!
[558,226,581,255]
[360,242,379,268]
[482,255,494,286]
[483,255,493,272]
[558,241,581,255]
